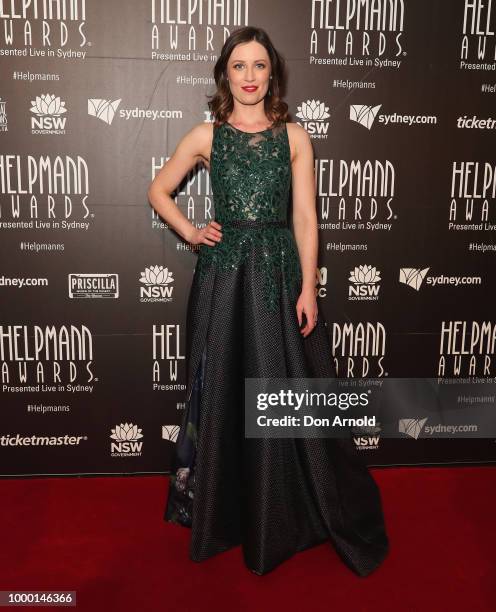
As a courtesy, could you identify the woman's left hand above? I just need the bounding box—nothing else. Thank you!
[296,287,318,338]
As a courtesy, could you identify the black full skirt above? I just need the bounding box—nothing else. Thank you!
[164,247,389,576]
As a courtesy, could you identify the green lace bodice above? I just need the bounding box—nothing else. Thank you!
[195,121,302,312]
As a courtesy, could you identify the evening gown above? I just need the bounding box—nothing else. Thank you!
[164,119,389,576]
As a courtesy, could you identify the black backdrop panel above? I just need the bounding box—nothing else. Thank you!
[1,1,495,475]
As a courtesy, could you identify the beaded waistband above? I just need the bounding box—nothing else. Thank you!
[218,219,287,229]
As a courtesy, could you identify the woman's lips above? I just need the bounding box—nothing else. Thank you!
[242,86,258,92]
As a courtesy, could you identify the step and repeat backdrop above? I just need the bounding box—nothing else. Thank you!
[1,1,495,476]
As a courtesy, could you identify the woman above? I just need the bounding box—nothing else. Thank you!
[147,26,389,576]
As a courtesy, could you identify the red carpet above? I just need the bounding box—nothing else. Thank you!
[0,466,494,611]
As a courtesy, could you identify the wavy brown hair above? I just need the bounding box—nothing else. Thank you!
[207,26,289,127]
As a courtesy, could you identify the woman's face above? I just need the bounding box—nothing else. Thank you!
[226,40,272,106]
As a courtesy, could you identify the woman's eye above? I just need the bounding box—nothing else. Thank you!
[233,63,266,69]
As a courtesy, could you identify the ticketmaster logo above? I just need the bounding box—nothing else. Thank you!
[0,433,86,446]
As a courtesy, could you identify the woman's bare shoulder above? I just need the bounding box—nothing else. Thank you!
[180,121,214,145]
[285,122,310,163]
[286,121,310,141]
[176,122,214,168]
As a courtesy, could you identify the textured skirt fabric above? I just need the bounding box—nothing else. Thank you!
[164,244,389,576]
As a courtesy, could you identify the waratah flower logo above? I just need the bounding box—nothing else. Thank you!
[295,99,330,121]
[110,423,143,442]
[140,265,174,286]
[30,94,67,117]
[349,265,381,284]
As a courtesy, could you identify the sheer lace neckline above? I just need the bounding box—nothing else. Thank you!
[224,121,275,135]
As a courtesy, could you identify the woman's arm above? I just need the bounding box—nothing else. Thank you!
[291,124,318,338]
[291,124,318,292]
[147,123,222,247]
[289,123,319,337]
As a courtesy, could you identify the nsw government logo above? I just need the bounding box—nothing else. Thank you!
[68,273,119,298]
[352,423,382,451]
[348,265,381,301]
[110,423,143,457]
[139,266,174,303]
[295,99,330,138]
[30,94,67,135]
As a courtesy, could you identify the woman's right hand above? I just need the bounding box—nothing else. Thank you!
[190,220,223,246]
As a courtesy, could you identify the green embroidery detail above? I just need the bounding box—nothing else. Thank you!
[196,122,303,312]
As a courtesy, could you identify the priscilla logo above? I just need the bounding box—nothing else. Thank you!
[30,94,67,134]
[348,265,381,301]
[139,266,174,303]
[162,425,180,442]
[88,99,122,125]
[68,273,119,298]
[295,99,330,137]
[110,422,143,457]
